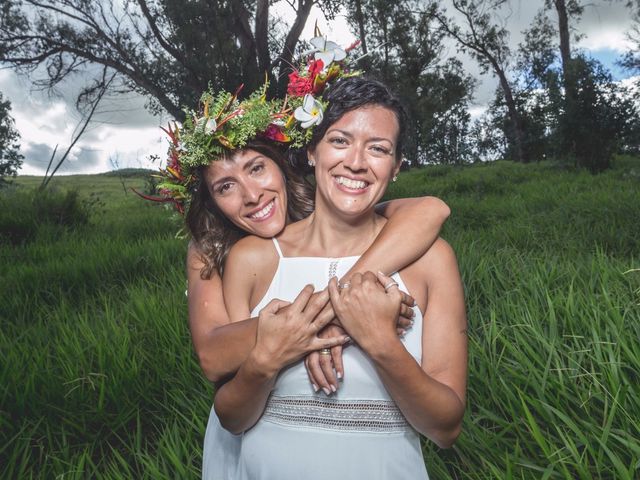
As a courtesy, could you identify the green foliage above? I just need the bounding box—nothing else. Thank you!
[0,91,23,185]
[0,187,98,245]
[2,160,639,478]
[345,0,475,165]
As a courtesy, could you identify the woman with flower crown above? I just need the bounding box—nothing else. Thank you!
[206,76,467,479]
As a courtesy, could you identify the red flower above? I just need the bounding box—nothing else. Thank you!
[287,71,313,97]
[262,124,290,143]
[308,59,324,79]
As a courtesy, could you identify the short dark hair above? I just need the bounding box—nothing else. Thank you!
[308,77,407,158]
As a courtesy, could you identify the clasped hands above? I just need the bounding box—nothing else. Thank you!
[252,272,415,395]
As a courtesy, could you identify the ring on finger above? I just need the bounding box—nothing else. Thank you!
[339,282,350,290]
[384,280,399,292]
[319,348,331,355]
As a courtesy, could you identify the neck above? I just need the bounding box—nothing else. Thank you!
[301,200,384,258]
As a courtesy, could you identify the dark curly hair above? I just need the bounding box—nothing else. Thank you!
[308,76,407,158]
[186,140,314,279]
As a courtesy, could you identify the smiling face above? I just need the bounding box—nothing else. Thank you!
[308,105,401,219]
[204,149,288,238]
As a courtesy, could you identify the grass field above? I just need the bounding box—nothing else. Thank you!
[1,158,639,479]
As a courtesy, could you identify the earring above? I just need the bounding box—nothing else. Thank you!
[392,175,397,182]
[308,159,315,167]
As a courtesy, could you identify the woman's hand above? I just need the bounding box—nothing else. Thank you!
[328,272,404,354]
[305,323,348,395]
[251,285,351,376]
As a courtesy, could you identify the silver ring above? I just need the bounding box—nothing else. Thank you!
[384,281,399,292]
[319,348,331,355]
[339,282,350,290]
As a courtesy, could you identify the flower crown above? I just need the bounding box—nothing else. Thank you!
[142,35,362,214]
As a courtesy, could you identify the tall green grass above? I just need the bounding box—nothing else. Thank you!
[2,159,639,478]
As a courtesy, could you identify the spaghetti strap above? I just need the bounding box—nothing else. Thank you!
[272,238,284,258]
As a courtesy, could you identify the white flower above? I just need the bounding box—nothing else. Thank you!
[196,116,217,134]
[309,36,346,67]
[294,94,324,129]
[204,118,217,134]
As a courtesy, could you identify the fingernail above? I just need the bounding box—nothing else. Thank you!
[337,371,343,380]
[344,336,351,343]
[399,329,406,337]
[312,384,319,392]
[411,310,416,318]
[377,270,386,276]
[408,320,414,328]
[330,385,337,393]
[323,387,331,395]
[413,299,417,306]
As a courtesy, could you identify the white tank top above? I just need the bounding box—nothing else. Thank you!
[202,238,429,480]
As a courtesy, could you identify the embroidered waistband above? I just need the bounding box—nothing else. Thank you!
[262,395,409,433]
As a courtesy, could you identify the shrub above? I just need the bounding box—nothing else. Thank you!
[0,188,92,245]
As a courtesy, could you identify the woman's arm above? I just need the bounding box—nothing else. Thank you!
[346,196,450,279]
[304,196,449,390]
[214,238,348,433]
[327,239,467,448]
[187,242,258,382]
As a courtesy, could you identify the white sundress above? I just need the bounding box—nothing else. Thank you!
[202,238,428,480]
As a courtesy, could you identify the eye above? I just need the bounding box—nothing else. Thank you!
[216,182,233,195]
[328,136,348,146]
[370,145,391,155]
[250,162,265,174]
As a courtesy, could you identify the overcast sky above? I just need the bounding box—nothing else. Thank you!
[2,0,637,176]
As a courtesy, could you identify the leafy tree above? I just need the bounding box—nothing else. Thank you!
[436,0,530,163]
[0,0,342,119]
[344,0,475,165]
[0,92,23,185]
[620,11,640,73]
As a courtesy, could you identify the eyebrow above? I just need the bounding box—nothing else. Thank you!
[327,128,395,146]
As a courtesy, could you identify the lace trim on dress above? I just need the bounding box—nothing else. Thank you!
[262,395,409,433]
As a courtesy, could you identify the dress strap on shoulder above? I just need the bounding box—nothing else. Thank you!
[272,238,284,258]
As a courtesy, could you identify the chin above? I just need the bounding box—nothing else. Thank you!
[248,217,285,238]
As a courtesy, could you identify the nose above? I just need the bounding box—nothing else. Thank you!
[241,180,263,205]
[343,145,368,173]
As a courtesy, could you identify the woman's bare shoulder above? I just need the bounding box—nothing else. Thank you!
[226,235,277,275]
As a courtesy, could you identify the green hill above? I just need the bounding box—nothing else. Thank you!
[2,158,639,478]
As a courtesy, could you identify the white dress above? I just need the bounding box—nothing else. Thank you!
[202,239,428,479]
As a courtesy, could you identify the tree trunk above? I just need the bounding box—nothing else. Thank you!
[494,62,529,163]
[553,0,577,162]
[352,0,368,54]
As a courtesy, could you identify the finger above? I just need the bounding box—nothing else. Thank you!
[259,298,291,316]
[399,304,415,321]
[328,276,342,307]
[349,272,363,288]
[302,288,330,320]
[331,344,344,380]
[397,316,413,329]
[362,271,378,285]
[304,353,320,393]
[400,291,416,308]
[306,351,332,395]
[310,302,335,331]
[290,284,315,313]
[319,351,337,393]
[313,335,350,352]
[376,271,400,293]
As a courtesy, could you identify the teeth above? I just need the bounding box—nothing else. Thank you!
[250,200,274,219]
[336,176,367,189]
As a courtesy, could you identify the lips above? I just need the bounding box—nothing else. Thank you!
[248,199,275,220]
[334,175,369,190]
